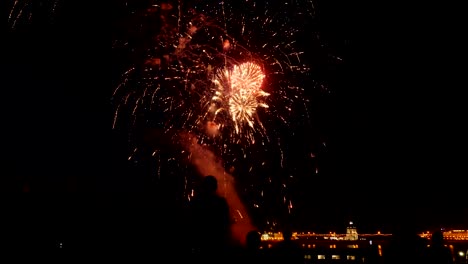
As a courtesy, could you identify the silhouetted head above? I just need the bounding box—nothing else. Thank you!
[246,230,261,250]
[282,228,293,241]
[431,230,444,245]
[201,175,218,194]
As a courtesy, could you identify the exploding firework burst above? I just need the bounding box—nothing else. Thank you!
[209,61,268,143]
[112,0,326,228]
[113,0,314,148]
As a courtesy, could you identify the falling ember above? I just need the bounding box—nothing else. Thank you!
[223,39,231,51]
[211,62,269,137]
[8,0,61,29]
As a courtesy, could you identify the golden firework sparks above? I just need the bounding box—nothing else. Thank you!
[212,62,269,138]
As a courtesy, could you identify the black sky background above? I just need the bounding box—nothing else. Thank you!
[2,0,467,252]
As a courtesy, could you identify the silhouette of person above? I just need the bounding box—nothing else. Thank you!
[189,175,232,261]
[235,230,270,263]
[272,226,303,263]
[246,230,262,251]
[425,230,454,264]
[383,222,426,264]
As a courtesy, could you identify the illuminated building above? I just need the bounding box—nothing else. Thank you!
[345,221,358,241]
[420,230,468,241]
[443,230,468,241]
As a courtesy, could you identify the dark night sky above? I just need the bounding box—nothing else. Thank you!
[2,0,467,250]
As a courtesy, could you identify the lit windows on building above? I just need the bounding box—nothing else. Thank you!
[346,221,358,241]
[443,230,468,240]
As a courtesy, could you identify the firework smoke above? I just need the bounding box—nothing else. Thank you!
[181,132,255,245]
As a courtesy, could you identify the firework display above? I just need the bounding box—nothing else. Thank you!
[113,1,314,151]
[6,0,464,248]
[210,61,268,141]
[111,0,324,227]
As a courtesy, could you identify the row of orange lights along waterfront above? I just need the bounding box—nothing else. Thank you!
[261,231,388,241]
[420,230,468,241]
[261,230,468,241]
